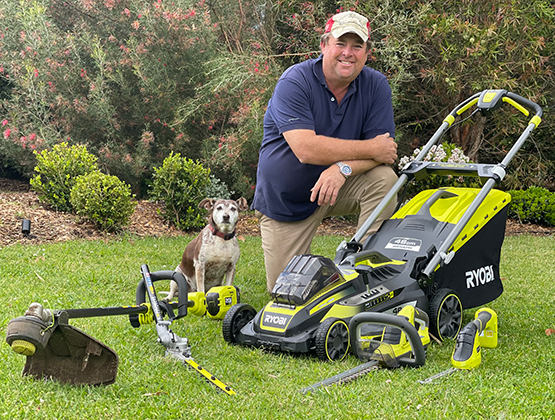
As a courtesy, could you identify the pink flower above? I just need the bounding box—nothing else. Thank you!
[1,119,7,126]
[29,133,36,141]
[3,128,11,139]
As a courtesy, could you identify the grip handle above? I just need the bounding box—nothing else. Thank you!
[451,308,497,370]
[135,268,189,320]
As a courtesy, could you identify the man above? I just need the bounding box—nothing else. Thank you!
[252,11,398,292]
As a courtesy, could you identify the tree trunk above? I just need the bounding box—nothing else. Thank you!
[450,116,486,162]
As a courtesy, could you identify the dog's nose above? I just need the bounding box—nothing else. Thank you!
[223,214,230,222]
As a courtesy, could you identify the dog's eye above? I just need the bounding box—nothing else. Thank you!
[216,205,224,211]
[230,207,237,212]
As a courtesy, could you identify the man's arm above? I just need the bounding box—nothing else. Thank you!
[283,129,397,166]
[309,158,381,206]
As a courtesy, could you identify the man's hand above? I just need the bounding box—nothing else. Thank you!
[370,133,398,165]
[310,165,346,206]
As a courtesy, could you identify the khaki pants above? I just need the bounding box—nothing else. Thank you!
[257,165,398,292]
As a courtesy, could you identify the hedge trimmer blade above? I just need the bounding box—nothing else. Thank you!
[179,354,236,396]
[141,264,236,395]
[300,360,381,394]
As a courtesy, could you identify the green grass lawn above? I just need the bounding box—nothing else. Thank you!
[1,233,554,419]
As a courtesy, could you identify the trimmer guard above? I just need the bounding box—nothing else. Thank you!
[6,316,118,386]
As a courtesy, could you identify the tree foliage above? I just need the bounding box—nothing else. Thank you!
[1,0,553,198]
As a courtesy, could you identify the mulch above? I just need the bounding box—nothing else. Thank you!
[0,178,553,248]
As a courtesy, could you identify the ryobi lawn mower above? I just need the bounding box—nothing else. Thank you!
[5,265,239,394]
[222,89,542,362]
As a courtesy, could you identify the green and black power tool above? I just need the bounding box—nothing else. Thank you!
[187,285,240,319]
[452,307,498,369]
[420,307,498,383]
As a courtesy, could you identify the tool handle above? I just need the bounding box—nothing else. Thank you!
[350,311,426,368]
[135,269,188,320]
[451,310,492,370]
[474,310,493,333]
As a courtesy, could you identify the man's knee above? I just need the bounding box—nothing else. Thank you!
[369,164,397,191]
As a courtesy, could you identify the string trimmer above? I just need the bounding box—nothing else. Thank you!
[5,264,237,395]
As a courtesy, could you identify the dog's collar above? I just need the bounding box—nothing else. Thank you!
[208,224,236,240]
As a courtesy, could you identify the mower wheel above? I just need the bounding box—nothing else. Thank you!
[222,303,257,344]
[315,318,350,362]
[429,288,463,341]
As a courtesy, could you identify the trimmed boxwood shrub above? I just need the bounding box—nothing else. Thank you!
[30,143,98,212]
[149,152,211,231]
[70,171,136,232]
[508,186,555,227]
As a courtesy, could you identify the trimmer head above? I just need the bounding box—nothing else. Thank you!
[6,307,119,386]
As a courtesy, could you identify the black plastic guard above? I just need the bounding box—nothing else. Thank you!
[22,323,118,386]
[433,206,508,308]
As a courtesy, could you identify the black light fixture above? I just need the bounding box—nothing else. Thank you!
[22,219,31,236]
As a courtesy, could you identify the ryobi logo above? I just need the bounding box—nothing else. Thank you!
[466,265,495,289]
[262,312,292,329]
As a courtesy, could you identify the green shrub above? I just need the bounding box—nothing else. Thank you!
[70,171,136,232]
[149,152,211,231]
[204,174,234,200]
[30,142,98,212]
[508,186,555,227]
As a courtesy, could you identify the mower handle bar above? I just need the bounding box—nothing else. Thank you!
[338,89,542,257]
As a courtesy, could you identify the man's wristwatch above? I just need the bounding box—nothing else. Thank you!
[335,162,352,178]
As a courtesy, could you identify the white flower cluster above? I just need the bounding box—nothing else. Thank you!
[398,144,470,170]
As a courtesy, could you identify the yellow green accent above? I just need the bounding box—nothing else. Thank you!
[530,115,542,127]
[392,187,511,258]
[323,303,364,320]
[355,259,406,269]
[184,358,236,396]
[11,339,36,356]
[308,288,351,316]
[443,115,455,126]
[456,98,479,115]
[502,97,529,116]
[260,303,299,332]
[482,91,498,103]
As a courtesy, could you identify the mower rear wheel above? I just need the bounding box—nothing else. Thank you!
[429,288,463,341]
[222,303,256,344]
[315,318,350,362]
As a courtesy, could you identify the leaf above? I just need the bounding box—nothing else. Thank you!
[545,328,555,336]
[237,234,245,242]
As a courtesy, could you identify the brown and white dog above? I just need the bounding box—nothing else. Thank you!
[166,197,249,300]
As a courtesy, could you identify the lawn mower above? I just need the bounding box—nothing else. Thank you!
[5,264,239,394]
[222,89,542,362]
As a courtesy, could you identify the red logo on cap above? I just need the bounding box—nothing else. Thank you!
[325,17,334,33]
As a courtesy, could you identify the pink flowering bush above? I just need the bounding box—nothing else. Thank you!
[1,0,554,197]
[0,0,215,192]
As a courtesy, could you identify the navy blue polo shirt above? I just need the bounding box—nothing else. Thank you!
[252,55,395,222]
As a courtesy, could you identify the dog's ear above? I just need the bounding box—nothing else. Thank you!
[198,198,215,210]
[236,197,249,212]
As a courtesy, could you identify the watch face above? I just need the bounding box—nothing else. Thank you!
[339,163,352,176]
